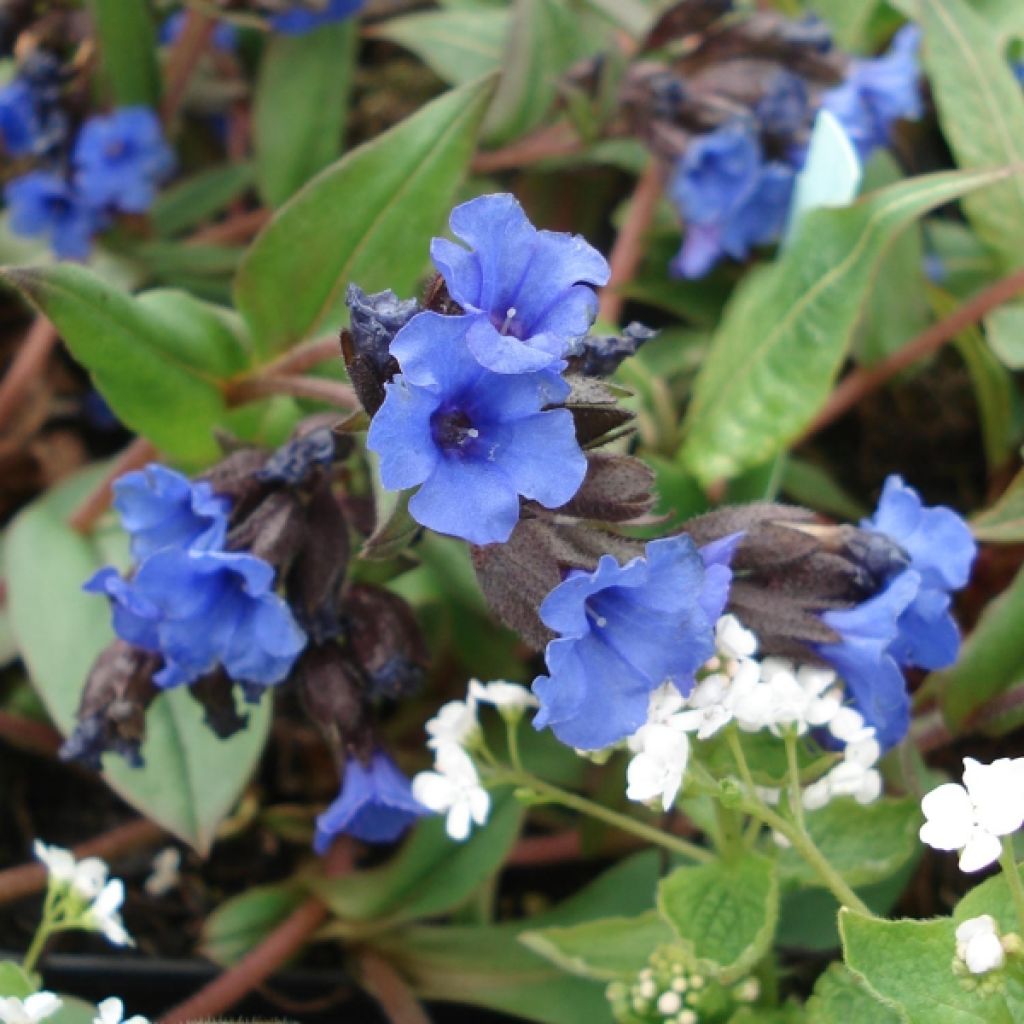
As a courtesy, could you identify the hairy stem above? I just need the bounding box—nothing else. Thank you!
[784,730,806,832]
[1000,837,1024,936]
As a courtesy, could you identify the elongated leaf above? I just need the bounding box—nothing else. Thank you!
[5,467,271,852]
[370,10,507,86]
[840,911,1016,1024]
[971,467,1024,542]
[985,303,1024,370]
[253,21,356,208]
[679,167,1010,485]
[938,562,1024,728]
[88,0,160,106]
[201,882,305,965]
[1,265,228,464]
[657,851,778,980]
[151,163,256,237]
[922,0,1024,271]
[235,77,493,359]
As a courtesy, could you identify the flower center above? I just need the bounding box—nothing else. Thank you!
[493,306,526,340]
[431,408,480,456]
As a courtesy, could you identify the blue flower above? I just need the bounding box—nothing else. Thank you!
[366,311,587,545]
[821,25,922,161]
[85,549,307,690]
[756,70,811,140]
[669,121,795,279]
[532,535,737,750]
[160,11,238,50]
[4,172,104,260]
[73,107,175,214]
[314,750,425,851]
[0,79,40,157]
[430,193,610,374]
[112,464,230,561]
[271,0,365,35]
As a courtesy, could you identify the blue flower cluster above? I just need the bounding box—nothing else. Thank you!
[670,24,922,278]
[532,534,739,749]
[4,105,174,260]
[85,465,306,692]
[368,194,607,545]
[314,750,425,851]
[270,0,365,35]
[816,476,976,748]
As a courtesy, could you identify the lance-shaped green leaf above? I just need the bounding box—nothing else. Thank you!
[5,467,271,853]
[971,467,1024,543]
[201,882,305,965]
[235,77,494,360]
[87,0,160,106]
[840,910,1016,1024]
[657,850,778,980]
[253,21,356,208]
[151,163,256,238]
[921,0,1024,271]
[679,166,1011,485]
[0,265,229,465]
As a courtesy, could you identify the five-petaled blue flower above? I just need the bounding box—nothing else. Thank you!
[669,121,795,279]
[314,750,425,851]
[113,465,230,561]
[821,25,923,161]
[271,0,365,35]
[366,311,587,546]
[816,475,976,748]
[532,534,738,750]
[4,172,105,261]
[430,193,610,373]
[0,80,40,157]
[74,107,175,214]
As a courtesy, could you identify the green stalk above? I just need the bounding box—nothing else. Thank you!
[1000,837,1024,935]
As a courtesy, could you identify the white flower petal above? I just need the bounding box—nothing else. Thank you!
[919,784,974,850]
[958,828,1002,873]
[95,998,124,1024]
[411,771,456,813]
[446,802,472,842]
[715,615,758,659]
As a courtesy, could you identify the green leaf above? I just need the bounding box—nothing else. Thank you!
[922,0,1024,271]
[779,797,921,889]
[840,910,1016,1023]
[235,77,493,359]
[521,910,674,981]
[657,851,778,979]
[971,467,1024,543]
[51,998,101,1024]
[151,163,256,237]
[781,459,868,520]
[954,860,1024,933]
[87,0,160,106]
[371,10,508,86]
[805,0,884,50]
[953,324,1019,470]
[985,303,1024,370]
[938,562,1024,728]
[0,962,38,998]
[483,0,587,145]
[0,265,228,465]
[314,791,522,925]
[679,167,1010,485]
[5,467,271,852]
[253,21,356,208]
[201,882,305,965]
[807,963,902,1024]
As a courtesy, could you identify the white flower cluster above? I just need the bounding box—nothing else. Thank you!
[920,757,1024,872]
[413,679,538,841]
[623,615,882,813]
[955,915,1007,975]
[0,995,147,1024]
[34,841,132,947]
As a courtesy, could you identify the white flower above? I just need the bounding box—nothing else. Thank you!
[0,994,62,1024]
[715,615,758,660]
[802,721,882,812]
[33,841,109,901]
[412,745,490,841]
[144,848,181,897]
[85,879,133,947]
[955,916,1006,975]
[93,998,150,1024]
[920,757,1024,872]
[468,679,538,711]
[425,698,478,751]
[626,725,690,812]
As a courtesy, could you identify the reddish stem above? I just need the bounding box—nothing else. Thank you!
[0,712,63,758]
[0,819,165,906]
[67,438,158,534]
[161,10,216,126]
[0,318,59,435]
[598,158,667,326]
[805,266,1024,440]
[471,121,584,174]
[186,208,269,246]
[263,336,342,377]
[158,839,354,1024]
[358,950,431,1024]
[225,373,356,409]
[507,830,583,866]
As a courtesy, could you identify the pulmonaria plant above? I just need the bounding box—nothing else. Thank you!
[268,0,366,34]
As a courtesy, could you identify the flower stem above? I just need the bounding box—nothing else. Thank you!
[999,837,1024,935]
[21,923,52,975]
[503,771,713,864]
[726,728,757,794]
[784,730,806,832]
[505,718,523,772]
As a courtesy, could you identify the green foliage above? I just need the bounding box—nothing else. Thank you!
[679,167,1006,485]
[87,0,160,106]
[840,910,1018,1023]
[235,77,493,358]
[938,562,1024,728]
[253,22,357,208]
[807,964,901,1024]
[657,851,778,980]
[0,266,231,464]
[151,164,257,238]
[201,882,305,965]
[972,468,1024,542]
[4,467,271,852]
